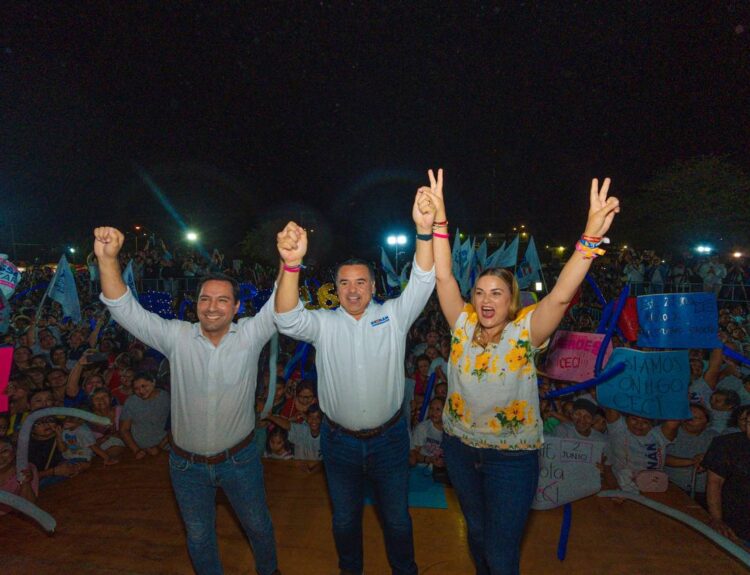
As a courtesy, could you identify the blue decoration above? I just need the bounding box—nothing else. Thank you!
[585,273,607,306]
[557,503,573,561]
[418,373,437,422]
[139,291,175,319]
[594,285,629,376]
[722,345,750,367]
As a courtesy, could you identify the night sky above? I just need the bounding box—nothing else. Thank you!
[1,3,748,264]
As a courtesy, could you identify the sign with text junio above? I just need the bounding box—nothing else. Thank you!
[597,348,691,420]
[532,436,604,510]
[544,331,613,382]
[637,293,721,349]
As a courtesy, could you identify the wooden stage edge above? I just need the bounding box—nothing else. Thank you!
[1,454,747,575]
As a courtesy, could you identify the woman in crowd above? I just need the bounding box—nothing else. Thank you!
[426,169,620,574]
[703,404,750,545]
[120,372,170,459]
[0,437,38,516]
[89,387,126,465]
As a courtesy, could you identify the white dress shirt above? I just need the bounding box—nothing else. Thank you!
[100,288,276,455]
[274,258,435,430]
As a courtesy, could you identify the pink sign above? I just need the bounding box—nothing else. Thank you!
[0,346,12,411]
[544,331,613,382]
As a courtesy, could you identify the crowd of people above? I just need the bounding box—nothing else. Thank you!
[2,175,750,574]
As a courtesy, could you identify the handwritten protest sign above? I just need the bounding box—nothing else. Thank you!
[637,293,721,349]
[597,348,690,419]
[0,346,13,411]
[532,436,604,510]
[545,331,613,382]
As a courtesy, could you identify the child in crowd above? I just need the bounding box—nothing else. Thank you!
[665,404,717,505]
[265,404,323,464]
[265,426,293,460]
[412,354,432,396]
[605,408,681,493]
[280,379,317,423]
[708,389,740,434]
[410,397,445,467]
[88,388,125,465]
[120,372,170,459]
[57,417,96,471]
[0,437,38,516]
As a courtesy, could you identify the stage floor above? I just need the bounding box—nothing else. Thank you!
[0,453,746,574]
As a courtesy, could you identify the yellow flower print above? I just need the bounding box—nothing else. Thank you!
[489,355,499,374]
[488,418,501,433]
[475,352,490,371]
[505,347,527,372]
[450,342,464,365]
[525,407,535,426]
[520,328,529,339]
[448,392,465,419]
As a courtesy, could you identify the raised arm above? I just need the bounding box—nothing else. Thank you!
[423,169,464,327]
[93,227,127,299]
[412,174,437,273]
[275,222,308,314]
[530,178,620,347]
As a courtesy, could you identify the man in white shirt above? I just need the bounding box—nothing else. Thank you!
[93,226,280,575]
[273,183,437,575]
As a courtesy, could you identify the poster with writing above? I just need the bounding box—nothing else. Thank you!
[597,348,691,420]
[544,331,613,382]
[532,436,604,510]
[0,346,13,412]
[637,293,721,349]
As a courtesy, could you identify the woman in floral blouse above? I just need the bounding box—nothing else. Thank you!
[423,169,620,575]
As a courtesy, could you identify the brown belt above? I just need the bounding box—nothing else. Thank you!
[169,430,255,465]
[325,410,403,440]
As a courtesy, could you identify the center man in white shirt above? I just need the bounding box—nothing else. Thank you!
[273,177,438,575]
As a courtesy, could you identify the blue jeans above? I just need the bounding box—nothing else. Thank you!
[321,416,417,575]
[443,434,539,575]
[169,441,278,575]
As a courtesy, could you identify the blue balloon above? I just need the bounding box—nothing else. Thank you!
[542,362,626,400]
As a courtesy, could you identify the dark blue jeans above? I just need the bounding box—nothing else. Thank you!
[321,416,417,575]
[169,441,278,575]
[443,434,539,575]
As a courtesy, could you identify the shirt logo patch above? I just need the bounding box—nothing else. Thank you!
[370,315,390,327]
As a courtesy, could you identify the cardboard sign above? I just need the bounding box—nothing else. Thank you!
[545,331,613,382]
[532,436,604,510]
[597,348,691,420]
[637,293,721,349]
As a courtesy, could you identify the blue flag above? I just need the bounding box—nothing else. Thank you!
[476,239,488,271]
[122,260,139,300]
[46,255,81,324]
[487,235,518,269]
[516,236,543,289]
[380,247,400,288]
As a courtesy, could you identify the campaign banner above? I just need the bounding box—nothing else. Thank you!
[532,436,604,510]
[637,293,721,349]
[0,257,22,299]
[545,331,613,382]
[597,348,691,420]
[0,346,13,411]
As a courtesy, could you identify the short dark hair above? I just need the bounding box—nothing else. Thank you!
[29,387,54,405]
[196,273,240,303]
[728,404,750,428]
[689,402,711,423]
[335,258,375,283]
[133,371,157,384]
